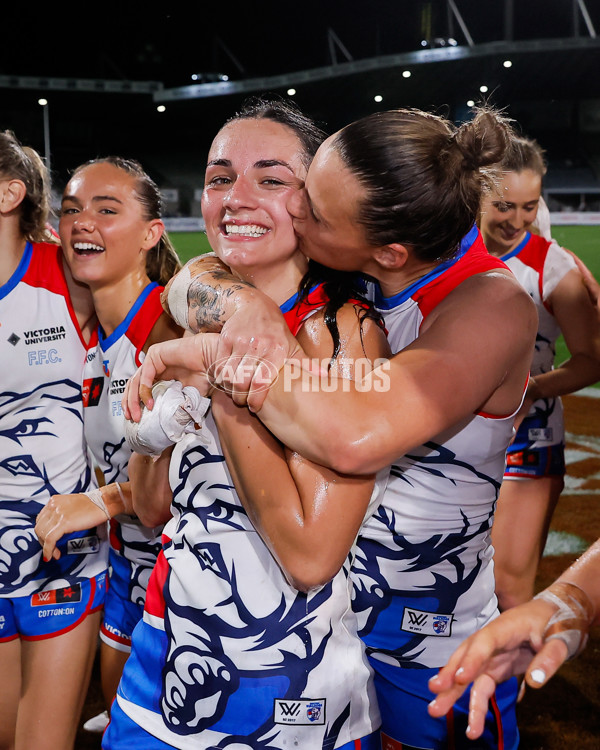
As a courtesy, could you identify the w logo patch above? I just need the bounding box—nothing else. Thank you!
[274,698,325,725]
[31,583,82,606]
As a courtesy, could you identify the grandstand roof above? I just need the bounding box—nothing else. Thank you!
[3,1,600,186]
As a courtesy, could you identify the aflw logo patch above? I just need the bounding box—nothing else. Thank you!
[274,698,325,725]
[31,583,82,606]
[401,607,454,637]
[67,535,100,555]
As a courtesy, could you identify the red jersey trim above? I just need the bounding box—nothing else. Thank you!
[24,242,89,348]
[124,286,166,366]
[282,283,374,336]
[415,233,508,320]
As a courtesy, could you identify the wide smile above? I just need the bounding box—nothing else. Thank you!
[223,223,269,239]
[73,242,105,255]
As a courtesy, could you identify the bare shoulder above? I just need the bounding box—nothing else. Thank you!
[428,268,537,339]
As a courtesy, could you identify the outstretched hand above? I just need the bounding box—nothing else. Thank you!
[427,598,569,740]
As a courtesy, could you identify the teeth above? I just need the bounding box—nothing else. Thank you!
[74,242,104,252]
[225,224,268,238]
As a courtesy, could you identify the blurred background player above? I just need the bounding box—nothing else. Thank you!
[0,131,107,750]
[479,135,600,611]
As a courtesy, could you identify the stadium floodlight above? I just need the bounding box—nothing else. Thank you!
[467,99,475,107]
[374,95,383,102]
[402,70,411,78]
[287,88,296,96]
[157,105,166,113]
[480,85,488,92]
[38,99,51,175]
[503,60,513,68]
[420,38,459,49]
[190,72,229,83]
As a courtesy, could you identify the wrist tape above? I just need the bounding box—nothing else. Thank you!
[84,487,111,522]
[534,581,596,659]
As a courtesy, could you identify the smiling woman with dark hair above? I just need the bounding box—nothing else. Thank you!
[104,97,390,750]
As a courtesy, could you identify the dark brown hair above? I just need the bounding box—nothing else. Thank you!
[332,107,514,261]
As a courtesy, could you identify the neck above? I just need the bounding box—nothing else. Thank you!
[0,220,28,286]
[235,254,308,307]
[483,231,527,258]
[375,257,441,299]
[90,270,152,337]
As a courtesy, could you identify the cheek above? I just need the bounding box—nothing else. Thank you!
[58,217,71,241]
[200,200,221,240]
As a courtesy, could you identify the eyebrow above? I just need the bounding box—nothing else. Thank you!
[61,194,124,205]
[206,158,295,172]
[492,198,539,205]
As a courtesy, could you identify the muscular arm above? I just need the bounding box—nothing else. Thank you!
[132,268,536,476]
[128,449,174,528]
[161,255,295,383]
[212,307,391,591]
[162,253,278,333]
[256,271,537,474]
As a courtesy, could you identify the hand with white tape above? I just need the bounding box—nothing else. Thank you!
[35,483,131,562]
[427,548,599,740]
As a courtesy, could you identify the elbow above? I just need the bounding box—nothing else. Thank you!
[132,487,172,528]
[134,505,171,529]
[281,556,344,593]
[323,439,378,476]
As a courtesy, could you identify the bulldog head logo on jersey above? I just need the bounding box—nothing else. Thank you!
[432,615,451,635]
[159,443,335,745]
[0,379,92,590]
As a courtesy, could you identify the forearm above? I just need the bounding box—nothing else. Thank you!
[99,481,134,516]
[530,353,600,400]
[555,538,600,625]
[129,449,174,527]
[213,392,370,590]
[257,358,404,475]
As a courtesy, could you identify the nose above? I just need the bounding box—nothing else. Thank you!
[223,176,258,210]
[508,208,528,230]
[72,211,95,232]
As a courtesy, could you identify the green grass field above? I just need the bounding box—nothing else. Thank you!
[171,231,211,264]
[170,225,600,382]
[540,226,600,376]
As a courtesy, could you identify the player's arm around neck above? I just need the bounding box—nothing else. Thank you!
[255,270,538,475]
